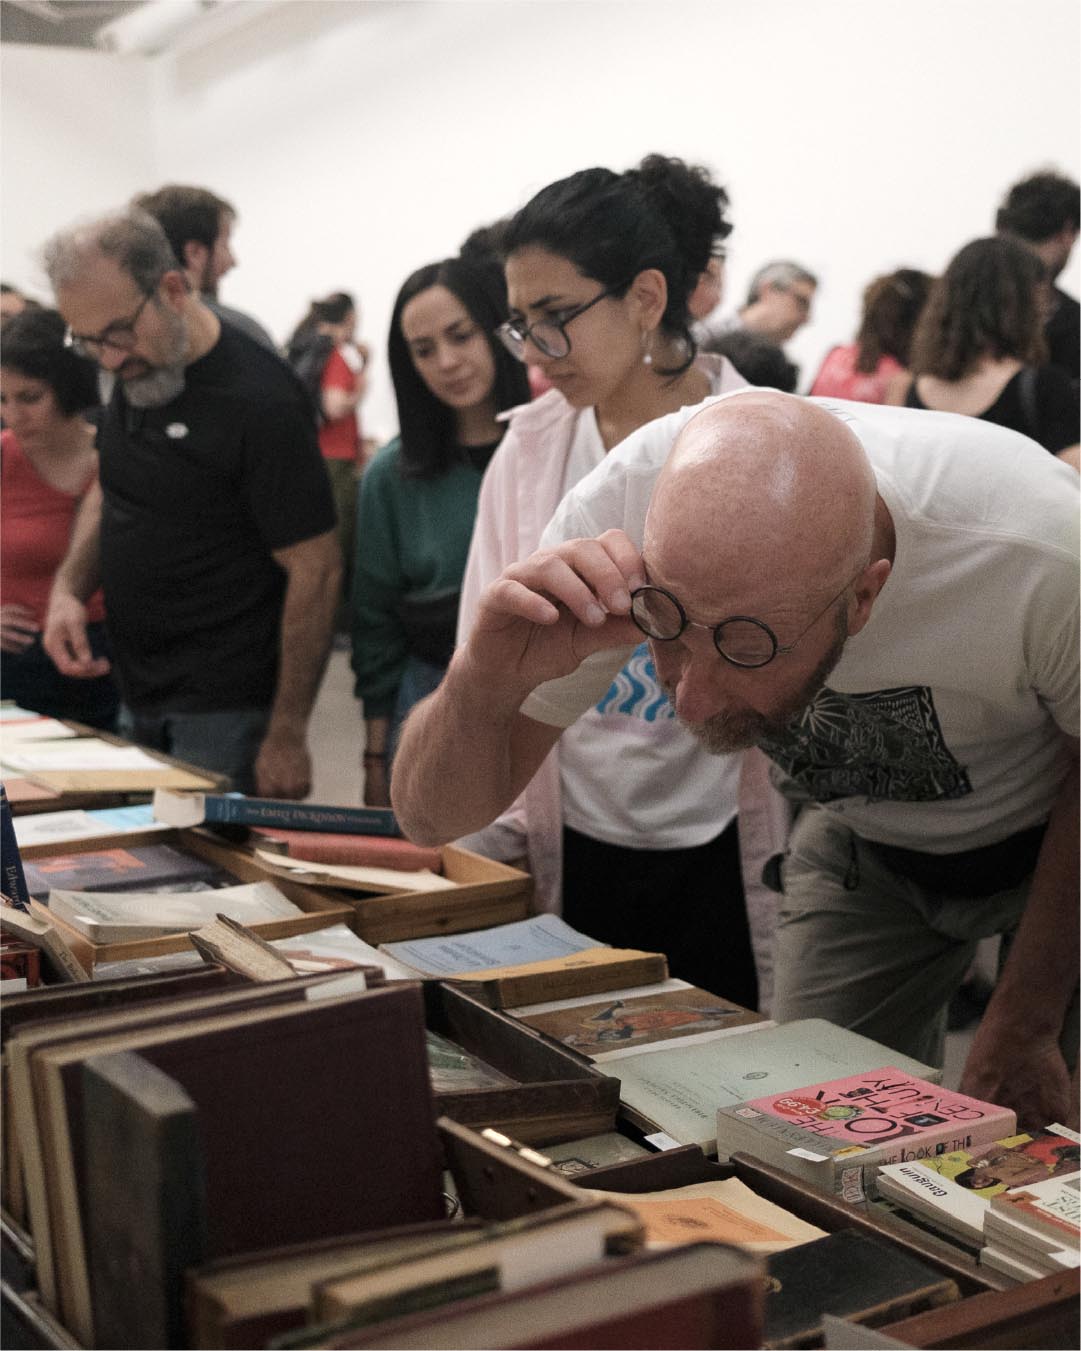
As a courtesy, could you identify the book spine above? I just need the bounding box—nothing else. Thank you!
[0,784,31,910]
[207,796,402,837]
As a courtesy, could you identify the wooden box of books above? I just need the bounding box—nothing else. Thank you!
[20,831,354,972]
[423,983,621,1146]
[333,845,532,945]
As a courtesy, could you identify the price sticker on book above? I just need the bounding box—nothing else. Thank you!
[645,1131,684,1151]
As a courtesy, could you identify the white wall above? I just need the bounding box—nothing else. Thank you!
[4,0,1079,439]
[1,44,155,296]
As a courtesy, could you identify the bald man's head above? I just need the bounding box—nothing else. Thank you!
[645,392,878,607]
[639,392,891,753]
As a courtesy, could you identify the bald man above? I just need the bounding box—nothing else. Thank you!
[394,391,1079,1128]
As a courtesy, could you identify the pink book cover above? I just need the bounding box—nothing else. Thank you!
[731,1066,1015,1160]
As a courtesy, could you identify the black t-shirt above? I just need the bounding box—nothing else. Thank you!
[905,365,1079,454]
[1045,286,1080,383]
[99,323,335,713]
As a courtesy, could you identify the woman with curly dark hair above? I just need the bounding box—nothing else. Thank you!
[904,237,1078,461]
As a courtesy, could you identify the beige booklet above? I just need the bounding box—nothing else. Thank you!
[586,1177,826,1253]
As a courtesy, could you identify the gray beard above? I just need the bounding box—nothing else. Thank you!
[675,609,849,755]
[122,364,186,408]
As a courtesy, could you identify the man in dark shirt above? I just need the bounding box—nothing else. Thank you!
[996,170,1080,384]
[42,208,341,798]
[133,184,276,351]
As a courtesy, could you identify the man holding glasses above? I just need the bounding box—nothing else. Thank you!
[394,389,1079,1129]
[41,208,340,797]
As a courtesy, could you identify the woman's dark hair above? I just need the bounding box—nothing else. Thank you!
[388,257,530,479]
[502,153,732,377]
[287,291,355,352]
[908,237,1048,380]
[854,268,934,373]
[1,307,99,415]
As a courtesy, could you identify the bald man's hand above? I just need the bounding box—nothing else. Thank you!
[465,531,645,691]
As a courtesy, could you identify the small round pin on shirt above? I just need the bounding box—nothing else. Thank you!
[165,423,189,439]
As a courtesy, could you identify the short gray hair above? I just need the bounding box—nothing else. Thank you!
[42,207,177,296]
[745,259,818,307]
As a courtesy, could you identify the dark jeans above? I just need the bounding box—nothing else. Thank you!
[561,817,759,1009]
[0,622,119,732]
[118,705,269,794]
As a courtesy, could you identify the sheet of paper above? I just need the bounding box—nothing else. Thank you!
[14,804,166,849]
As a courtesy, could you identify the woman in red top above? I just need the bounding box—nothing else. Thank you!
[1,308,118,728]
[286,292,370,631]
[810,268,933,404]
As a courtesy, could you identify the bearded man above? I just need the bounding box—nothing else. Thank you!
[42,208,340,797]
[393,390,1079,1130]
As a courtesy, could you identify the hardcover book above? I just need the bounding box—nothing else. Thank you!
[255,829,442,873]
[716,1067,1016,1202]
[763,1228,960,1348]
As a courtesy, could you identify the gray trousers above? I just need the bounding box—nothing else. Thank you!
[771,805,1077,1070]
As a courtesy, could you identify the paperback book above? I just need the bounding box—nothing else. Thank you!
[716,1067,1016,1202]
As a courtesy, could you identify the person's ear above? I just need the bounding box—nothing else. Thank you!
[628,268,668,332]
[848,557,891,636]
[159,269,191,308]
[182,240,207,283]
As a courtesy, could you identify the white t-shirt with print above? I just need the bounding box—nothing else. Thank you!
[555,405,739,849]
[524,393,1079,854]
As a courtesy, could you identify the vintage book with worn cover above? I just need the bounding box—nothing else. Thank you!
[255,829,443,873]
[290,1241,763,1350]
[186,1225,487,1350]
[587,1176,827,1253]
[613,1021,940,1152]
[763,1228,960,1348]
[716,1067,1015,1200]
[0,901,91,982]
[1,782,31,908]
[310,1198,645,1326]
[82,1050,207,1351]
[13,978,444,1346]
[517,985,765,1059]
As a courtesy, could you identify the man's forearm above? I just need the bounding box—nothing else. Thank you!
[987,766,1079,1034]
[391,646,550,845]
[267,550,340,736]
[52,482,103,602]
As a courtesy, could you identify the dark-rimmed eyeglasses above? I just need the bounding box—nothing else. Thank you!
[64,290,155,360]
[496,285,621,362]
[630,568,863,669]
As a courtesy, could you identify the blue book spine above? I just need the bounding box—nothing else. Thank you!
[1,783,31,910]
[203,795,402,837]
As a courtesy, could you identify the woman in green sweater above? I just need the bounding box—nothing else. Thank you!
[351,255,530,806]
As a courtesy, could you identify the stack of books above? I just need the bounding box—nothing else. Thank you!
[875,1125,1081,1252]
[981,1172,1081,1283]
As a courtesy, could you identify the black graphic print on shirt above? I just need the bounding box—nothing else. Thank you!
[758,685,972,804]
